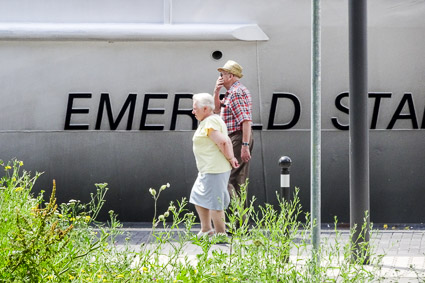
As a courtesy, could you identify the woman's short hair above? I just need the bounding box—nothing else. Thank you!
[192,93,215,112]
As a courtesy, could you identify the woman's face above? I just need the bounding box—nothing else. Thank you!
[192,101,208,121]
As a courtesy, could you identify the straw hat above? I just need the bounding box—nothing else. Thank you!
[217,60,243,78]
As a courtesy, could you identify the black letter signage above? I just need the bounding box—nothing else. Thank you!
[170,94,197,130]
[140,94,168,130]
[95,93,137,130]
[387,93,418,129]
[64,93,91,130]
[267,93,301,130]
[331,92,349,130]
[370,92,392,129]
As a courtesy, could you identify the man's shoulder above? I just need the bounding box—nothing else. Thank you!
[229,81,250,97]
[229,81,248,92]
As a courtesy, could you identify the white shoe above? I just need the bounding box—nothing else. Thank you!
[197,229,215,237]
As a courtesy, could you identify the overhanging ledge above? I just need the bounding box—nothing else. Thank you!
[0,23,269,41]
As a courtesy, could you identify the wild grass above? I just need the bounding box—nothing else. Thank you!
[0,158,417,282]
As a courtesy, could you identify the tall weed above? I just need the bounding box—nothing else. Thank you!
[1,159,416,282]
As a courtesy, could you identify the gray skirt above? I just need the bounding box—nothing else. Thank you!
[189,171,231,210]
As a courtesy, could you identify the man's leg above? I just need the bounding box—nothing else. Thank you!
[228,130,253,204]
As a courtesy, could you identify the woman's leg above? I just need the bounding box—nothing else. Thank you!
[211,210,226,234]
[195,205,213,232]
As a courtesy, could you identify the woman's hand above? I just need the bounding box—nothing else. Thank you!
[228,157,239,169]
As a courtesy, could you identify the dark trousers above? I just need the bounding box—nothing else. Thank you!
[227,129,254,205]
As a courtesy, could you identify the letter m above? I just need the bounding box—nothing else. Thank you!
[95,93,137,130]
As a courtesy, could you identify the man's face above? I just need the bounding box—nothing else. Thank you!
[220,71,233,89]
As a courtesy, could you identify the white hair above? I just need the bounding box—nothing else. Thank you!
[192,93,215,112]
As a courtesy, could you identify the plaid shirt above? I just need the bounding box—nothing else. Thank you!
[220,81,252,134]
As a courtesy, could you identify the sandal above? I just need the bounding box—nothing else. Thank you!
[197,229,215,237]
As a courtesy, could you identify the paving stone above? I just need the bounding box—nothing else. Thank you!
[113,227,425,280]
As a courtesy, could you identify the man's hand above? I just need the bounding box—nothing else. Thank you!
[214,76,224,94]
[241,146,251,163]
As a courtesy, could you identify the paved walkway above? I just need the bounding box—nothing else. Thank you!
[115,224,425,282]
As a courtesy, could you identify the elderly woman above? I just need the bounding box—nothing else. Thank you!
[190,93,239,237]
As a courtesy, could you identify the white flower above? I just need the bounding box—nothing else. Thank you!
[149,188,156,196]
[159,183,170,192]
[168,205,176,212]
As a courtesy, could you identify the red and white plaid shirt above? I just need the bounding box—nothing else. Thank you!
[220,81,252,134]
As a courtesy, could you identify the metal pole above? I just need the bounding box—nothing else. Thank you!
[311,0,321,266]
[349,0,370,263]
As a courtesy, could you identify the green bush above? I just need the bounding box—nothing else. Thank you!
[0,159,125,282]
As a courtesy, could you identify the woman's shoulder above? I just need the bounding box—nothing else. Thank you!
[204,114,219,122]
[204,114,225,128]
[208,114,226,124]
[212,113,222,119]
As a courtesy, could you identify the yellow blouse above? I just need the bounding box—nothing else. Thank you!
[192,114,232,173]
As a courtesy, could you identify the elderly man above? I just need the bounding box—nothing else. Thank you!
[213,60,253,202]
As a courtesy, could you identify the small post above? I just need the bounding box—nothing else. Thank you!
[279,156,292,203]
[278,156,292,263]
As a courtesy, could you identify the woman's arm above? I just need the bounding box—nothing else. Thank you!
[208,129,239,168]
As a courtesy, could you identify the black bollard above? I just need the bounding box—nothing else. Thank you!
[278,156,292,263]
[279,156,292,203]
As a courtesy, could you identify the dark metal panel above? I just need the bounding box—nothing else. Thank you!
[1,129,424,222]
[0,131,197,221]
[369,131,425,223]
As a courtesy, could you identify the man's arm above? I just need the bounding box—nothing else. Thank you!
[241,120,251,163]
[213,76,224,114]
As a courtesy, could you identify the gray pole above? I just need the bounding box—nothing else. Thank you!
[311,0,321,265]
[349,0,370,262]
